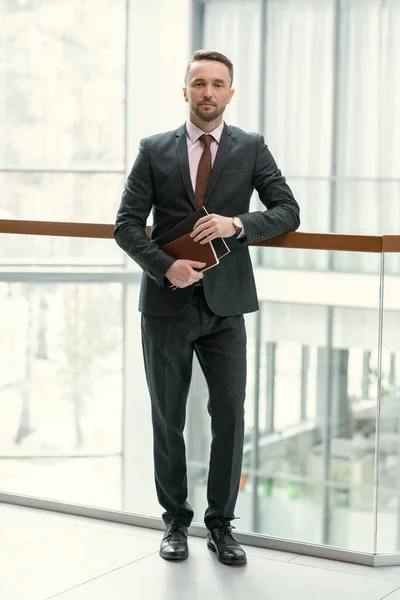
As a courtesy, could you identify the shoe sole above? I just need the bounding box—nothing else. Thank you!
[207,541,247,565]
[159,551,188,561]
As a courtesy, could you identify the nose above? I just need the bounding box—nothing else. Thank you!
[203,86,214,100]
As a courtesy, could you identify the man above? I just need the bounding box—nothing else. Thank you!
[114,50,300,566]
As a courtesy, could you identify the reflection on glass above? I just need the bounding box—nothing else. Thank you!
[236,479,323,544]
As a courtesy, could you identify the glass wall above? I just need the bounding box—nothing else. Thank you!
[0,0,126,225]
[204,0,400,267]
[1,0,400,559]
[0,0,190,510]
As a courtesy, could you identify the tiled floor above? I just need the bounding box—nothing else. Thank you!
[2,504,400,600]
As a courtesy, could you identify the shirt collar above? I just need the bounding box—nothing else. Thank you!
[186,120,224,145]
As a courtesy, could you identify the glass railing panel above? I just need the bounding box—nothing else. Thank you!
[377,253,400,553]
[0,277,124,508]
[0,234,387,557]
[333,181,400,275]
[258,179,331,273]
[184,250,382,552]
[334,181,400,239]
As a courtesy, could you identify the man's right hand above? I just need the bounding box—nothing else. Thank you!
[165,260,206,288]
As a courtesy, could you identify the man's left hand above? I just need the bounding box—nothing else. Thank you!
[190,214,235,243]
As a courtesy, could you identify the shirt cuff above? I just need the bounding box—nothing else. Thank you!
[236,218,245,239]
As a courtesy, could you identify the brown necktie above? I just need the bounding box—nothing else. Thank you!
[195,134,213,207]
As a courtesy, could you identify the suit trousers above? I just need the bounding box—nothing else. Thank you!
[141,286,247,530]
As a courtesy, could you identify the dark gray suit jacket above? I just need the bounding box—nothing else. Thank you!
[114,122,300,317]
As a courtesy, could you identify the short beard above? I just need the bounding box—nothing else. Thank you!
[193,104,225,123]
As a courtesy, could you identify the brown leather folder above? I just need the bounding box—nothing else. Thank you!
[161,232,219,271]
[155,206,229,261]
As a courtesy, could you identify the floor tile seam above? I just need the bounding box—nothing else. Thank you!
[42,550,159,600]
[242,554,299,564]
[0,509,76,524]
[32,522,143,545]
[0,509,84,532]
[0,509,121,530]
[29,525,83,546]
[21,515,104,530]
[66,523,163,540]
[0,533,49,554]
[44,522,166,546]
[0,527,80,562]
[6,512,162,539]
[286,554,301,563]
[287,559,400,583]
[380,584,400,599]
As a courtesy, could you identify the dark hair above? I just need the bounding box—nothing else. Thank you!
[185,50,234,86]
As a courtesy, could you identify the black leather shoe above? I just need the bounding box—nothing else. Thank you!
[207,524,247,565]
[159,520,189,561]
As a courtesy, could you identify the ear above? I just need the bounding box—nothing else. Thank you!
[182,87,189,103]
[227,88,235,104]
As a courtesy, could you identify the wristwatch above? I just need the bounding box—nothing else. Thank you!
[232,216,243,238]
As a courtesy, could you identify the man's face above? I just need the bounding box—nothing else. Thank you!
[183,60,235,123]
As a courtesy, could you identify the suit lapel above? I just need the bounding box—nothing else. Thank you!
[175,124,197,210]
[204,123,231,206]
